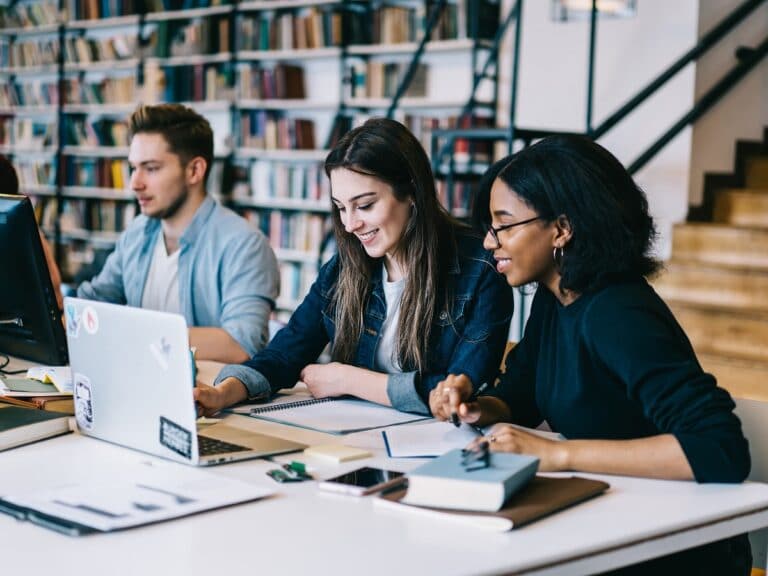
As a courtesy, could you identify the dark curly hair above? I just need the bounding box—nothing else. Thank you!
[473,135,661,294]
[0,155,20,194]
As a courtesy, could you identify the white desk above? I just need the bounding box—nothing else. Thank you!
[2,411,768,576]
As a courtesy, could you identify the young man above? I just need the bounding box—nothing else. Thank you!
[77,104,279,363]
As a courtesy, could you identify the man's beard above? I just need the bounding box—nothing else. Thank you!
[151,185,190,220]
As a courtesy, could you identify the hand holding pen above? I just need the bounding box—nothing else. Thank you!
[429,374,487,426]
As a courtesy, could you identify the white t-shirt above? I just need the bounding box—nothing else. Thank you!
[141,233,181,315]
[374,266,406,373]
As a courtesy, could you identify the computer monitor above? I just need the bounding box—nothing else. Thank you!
[0,194,68,364]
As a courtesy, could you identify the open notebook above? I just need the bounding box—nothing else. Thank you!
[382,420,564,458]
[230,393,429,435]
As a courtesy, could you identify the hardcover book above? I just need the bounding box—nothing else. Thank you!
[402,449,539,512]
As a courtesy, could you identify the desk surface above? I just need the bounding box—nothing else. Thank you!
[2,408,768,576]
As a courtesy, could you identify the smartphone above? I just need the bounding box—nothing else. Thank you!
[318,467,406,496]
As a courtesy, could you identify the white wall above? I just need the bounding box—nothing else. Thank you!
[689,1,768,205]
[497,0,700,259]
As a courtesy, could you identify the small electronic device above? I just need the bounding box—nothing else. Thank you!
[318,467,406,496]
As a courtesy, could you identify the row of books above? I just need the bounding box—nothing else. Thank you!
[0,37,58,68]
[146,0,231,10]
[404,113,494,163]
[64,117,130,147]
[240,111,316,151]
[262,210,330,253]
[236,161,330,205]
[147,17,230,59]
[64,76,137,106]
[65,0,141,21]
[37,196,137,234]
[63,34,136,65]
[143,61,231,103]
[238,8,342,52]
[0,118,57,150]
[277,260,320,308]
[0,80,59,108]
[64,157,130,189]
[348,4,423,45]
[0,75,138,108]
[437,180,476,216]
[236,63,305,101]
[0,2,58,29]
[15,160,57,188]
[347,61,428,100]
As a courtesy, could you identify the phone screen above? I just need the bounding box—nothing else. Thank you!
[324,467,404,488]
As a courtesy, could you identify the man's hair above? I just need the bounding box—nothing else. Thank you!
[129,104,214,183]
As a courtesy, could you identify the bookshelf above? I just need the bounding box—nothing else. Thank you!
[0,0,504,316]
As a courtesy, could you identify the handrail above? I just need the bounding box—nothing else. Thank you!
[591,0,765,139]
[585,0,598,132]
[507,0,523,154]
[628,33,768,174]
[433,0,766,176]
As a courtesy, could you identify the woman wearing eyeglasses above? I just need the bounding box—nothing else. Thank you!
[194,118,512,415]
[430,135,751,574]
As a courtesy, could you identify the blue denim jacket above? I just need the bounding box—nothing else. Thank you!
[76,196,280,356]
[216,229,513,414]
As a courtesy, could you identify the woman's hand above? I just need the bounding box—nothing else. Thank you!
[467,423,569,472]
[429,374,481,424]
[192,377,248,417]
[300,362,350,398]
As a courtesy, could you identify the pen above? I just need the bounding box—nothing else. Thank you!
[450,382,490,427]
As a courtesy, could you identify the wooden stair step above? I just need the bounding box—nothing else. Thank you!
[671,223,768,269]
[746,156,768,188]
[652,261,768,312]
[714,189,768,227]
[698,353,768,401]
[670,303,768,364]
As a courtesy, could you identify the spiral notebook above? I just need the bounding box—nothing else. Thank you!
[230,393,429,435]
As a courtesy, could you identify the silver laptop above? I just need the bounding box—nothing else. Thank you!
[64,297,306,466]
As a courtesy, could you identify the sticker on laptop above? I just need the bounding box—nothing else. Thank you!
[65,302,80,339]
[82,306,99,335]
[159,416,193,460]
[74,373,94,431]
[149,337,172,371]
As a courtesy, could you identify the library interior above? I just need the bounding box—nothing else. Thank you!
[1,0,768,575]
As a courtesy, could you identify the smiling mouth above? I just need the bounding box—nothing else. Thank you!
[357,230,378,240]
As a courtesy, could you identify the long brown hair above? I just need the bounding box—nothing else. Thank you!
[324,118,460,372]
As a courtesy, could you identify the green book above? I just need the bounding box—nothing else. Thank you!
[0,405,71,452]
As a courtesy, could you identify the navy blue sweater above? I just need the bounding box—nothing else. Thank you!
[491,278,750,483]
[489,279,752,574]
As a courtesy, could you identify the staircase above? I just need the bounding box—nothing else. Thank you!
[653,128,768,401]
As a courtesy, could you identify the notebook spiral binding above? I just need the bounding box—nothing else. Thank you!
[249,397,338,414]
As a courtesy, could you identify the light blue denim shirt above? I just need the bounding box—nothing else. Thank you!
[77,195,279,356]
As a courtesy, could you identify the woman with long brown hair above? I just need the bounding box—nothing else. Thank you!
[195,118,512,415]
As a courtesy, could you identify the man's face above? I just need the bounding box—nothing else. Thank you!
[128,133,190,220]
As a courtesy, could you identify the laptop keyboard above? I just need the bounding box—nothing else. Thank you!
[198,435,250,456]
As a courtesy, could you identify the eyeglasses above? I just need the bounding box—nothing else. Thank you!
[486,216,541,249]
[461,441,490,472]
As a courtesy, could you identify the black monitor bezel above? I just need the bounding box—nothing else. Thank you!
[0,194,68,365]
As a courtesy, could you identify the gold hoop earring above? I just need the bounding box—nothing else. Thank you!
[553,246,564,268]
